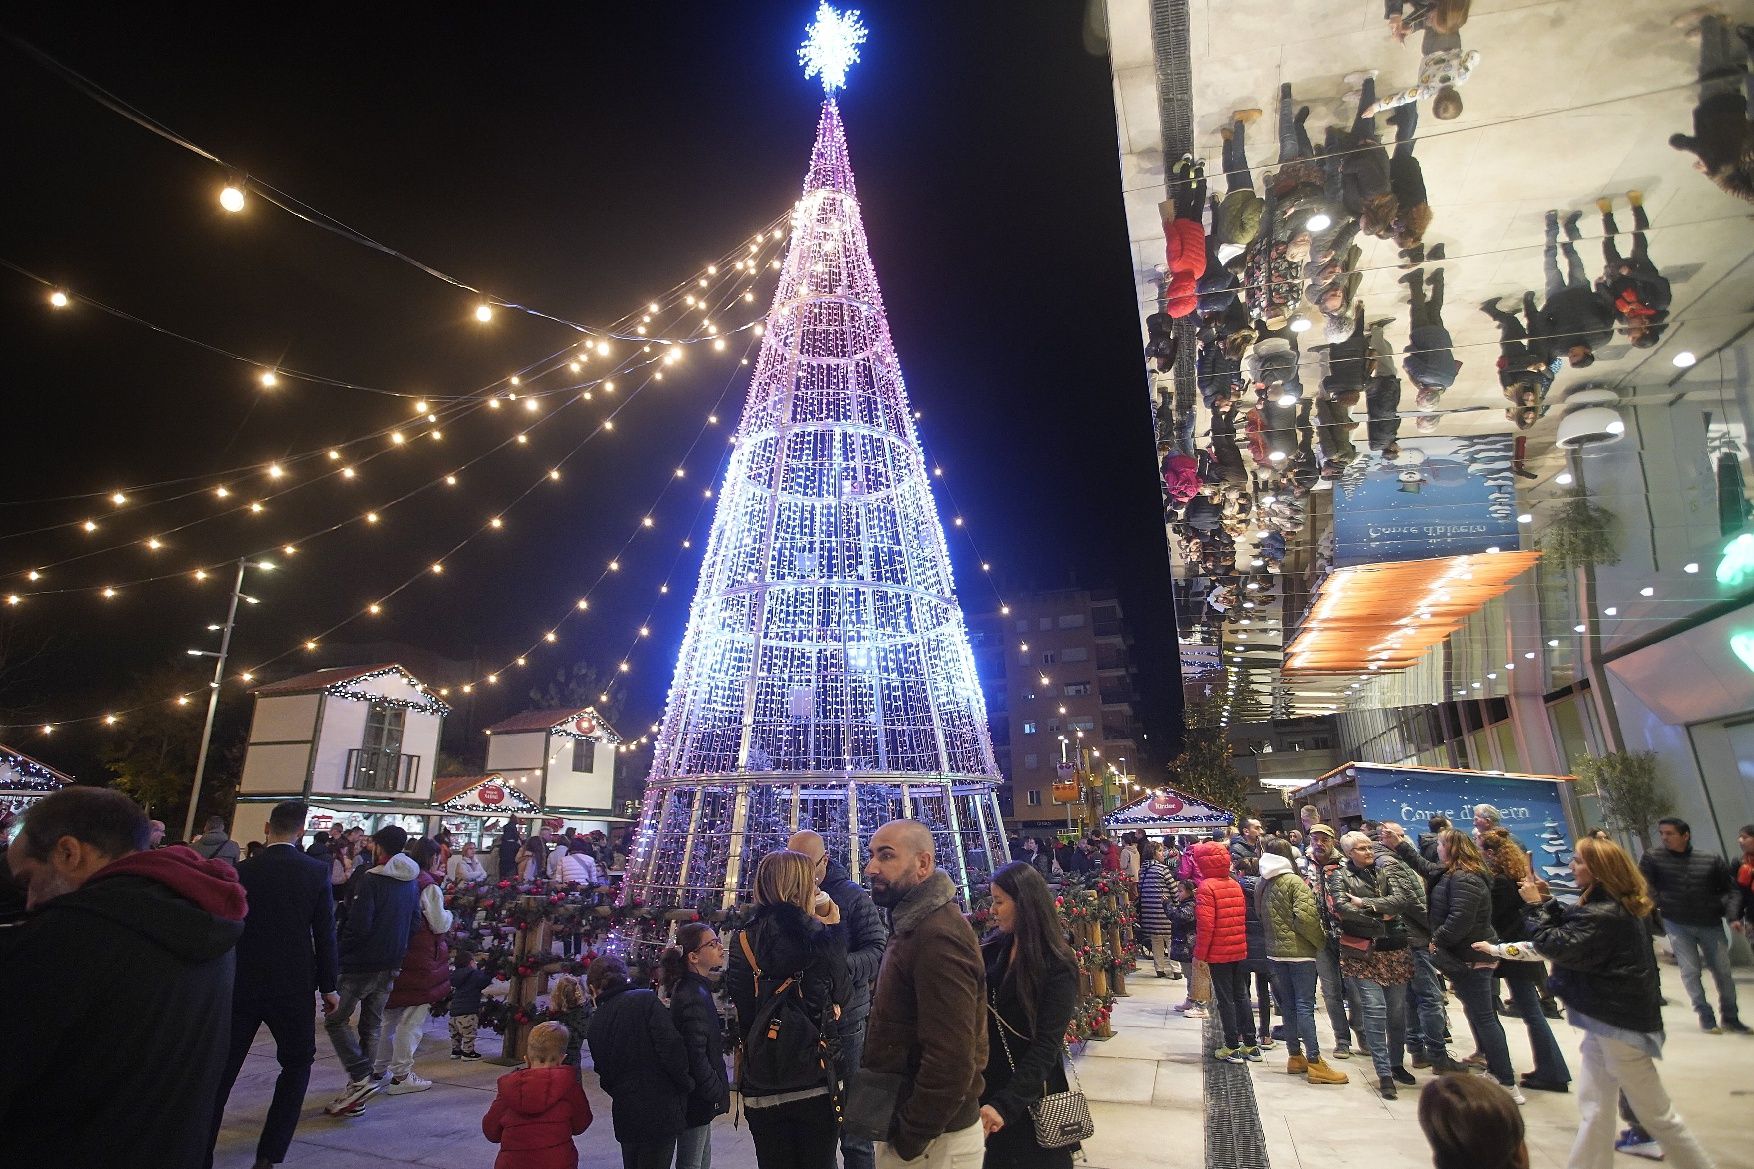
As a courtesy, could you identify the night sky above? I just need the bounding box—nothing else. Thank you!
[0,3,1181,783]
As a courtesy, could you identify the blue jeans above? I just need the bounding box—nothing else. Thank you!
[1667,920,1740,1024]
[1449,965,1516,1085]
[836,1018,874,1169]
[1352,976,1408,1079]
[323,968,395,1083]
[1504,977,1571,1084]
[1270,960,1321,1060]
[676,1124,712,1169]
[1404,947,1450,1059]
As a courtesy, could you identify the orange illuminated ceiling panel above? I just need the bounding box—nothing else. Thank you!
[1283,551,1541,675]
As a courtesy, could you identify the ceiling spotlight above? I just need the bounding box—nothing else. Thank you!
[1289,317,1312,333]
[1305,212,1332,232]
[1672,350,1697,368]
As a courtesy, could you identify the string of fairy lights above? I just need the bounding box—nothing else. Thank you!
[4,29,789,353]
[3,239,782,602]
[0,28,1037,755]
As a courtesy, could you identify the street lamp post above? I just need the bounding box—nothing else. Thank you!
[181,557,262,842]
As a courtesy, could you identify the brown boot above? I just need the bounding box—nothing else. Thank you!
[1286,1054,1309,1075]
[1306,1058,1350,1085]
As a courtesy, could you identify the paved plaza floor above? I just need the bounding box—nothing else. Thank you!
[213,961,1752,1169]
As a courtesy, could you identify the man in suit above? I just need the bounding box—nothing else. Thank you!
[209,800,339,1169]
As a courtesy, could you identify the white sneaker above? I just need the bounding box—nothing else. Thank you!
[323,1077,382,1115]
[386,1074,434,1095]
[1185,1005,1208,1019]
[1506,1084,1527,1106]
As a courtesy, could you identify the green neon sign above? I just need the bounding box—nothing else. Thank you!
[1733,631,1754,674]
[1717,534,1754,589]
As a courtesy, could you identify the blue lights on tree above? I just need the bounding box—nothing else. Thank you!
[620,17,1009,909]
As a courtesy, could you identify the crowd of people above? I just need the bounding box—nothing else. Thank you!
[3,785,1748,1169]
[1155,6,1754,651]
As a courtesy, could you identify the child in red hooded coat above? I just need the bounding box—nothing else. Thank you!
[483,1021,593,1169]
[1192,839,1256,1062]
[1161,155,1209,318]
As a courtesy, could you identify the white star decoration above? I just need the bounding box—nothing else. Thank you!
[799,2,868,95]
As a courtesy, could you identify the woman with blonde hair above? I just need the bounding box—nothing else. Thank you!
[726,850,850,1169]
[1429,828,1519,1101]
[1521,838,1713,1169]
[1479,830,1569,1093]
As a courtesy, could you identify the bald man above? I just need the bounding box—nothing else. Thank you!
[859,820,985,1169]
[789,830,888,1169]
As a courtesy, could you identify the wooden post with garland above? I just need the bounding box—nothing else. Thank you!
[501,894,553,1065]
[1104,887,1129,999]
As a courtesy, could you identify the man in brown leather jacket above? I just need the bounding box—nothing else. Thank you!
[861,819,987,1169]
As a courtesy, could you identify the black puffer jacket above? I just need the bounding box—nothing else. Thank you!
[725,902,850,1101]
[1639,846,1734,928]
[669,970,730,1128]
[1428,868,1497,975]
[1486,874,1544,983]
[1523,887,1662,1034]
[821,858,888,1028]
[586,984,693,1143]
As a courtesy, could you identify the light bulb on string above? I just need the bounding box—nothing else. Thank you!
[259,369,279,388]
[49,289,70,309]
[475,303,494,323]
[219,183,246,213]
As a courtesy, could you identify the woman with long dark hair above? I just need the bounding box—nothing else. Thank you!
[1429,829,1518,1101]
[1521,837,1712,1169]
[978,862,1080,1169]
[663,922,730,1169]
[1478,829,1570,1093]
[725,850,849,1169]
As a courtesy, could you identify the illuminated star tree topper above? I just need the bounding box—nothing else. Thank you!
[799,3,868,95]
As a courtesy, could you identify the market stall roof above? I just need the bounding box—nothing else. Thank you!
[484,705,623,743]
[431,773,541,816]
[1294,760,1575,802]
[252,663,451,715]
[0,743,73,792]
[1284,552,1541,676]
[1104,786,1235,832]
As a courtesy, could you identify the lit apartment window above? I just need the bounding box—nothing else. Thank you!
[1063,682,1091,697]
[1023,721,1038,734]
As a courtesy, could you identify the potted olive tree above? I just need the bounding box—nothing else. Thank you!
[1574,750,1672,848]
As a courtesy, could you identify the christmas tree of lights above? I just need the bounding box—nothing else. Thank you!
[622,7,1008,910]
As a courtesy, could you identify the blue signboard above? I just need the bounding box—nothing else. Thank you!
[1349,765,1578,899]
[1332,435,1520,566]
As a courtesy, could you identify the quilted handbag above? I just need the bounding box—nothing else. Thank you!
[991,993,1095,1149]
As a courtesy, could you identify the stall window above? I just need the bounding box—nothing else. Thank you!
[573,738,597,772]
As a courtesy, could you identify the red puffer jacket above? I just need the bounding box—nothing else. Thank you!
[1164,217,1209,318]
[1192,841,1248,964]
[388,870,450,1009]
[483,1065,593,1169]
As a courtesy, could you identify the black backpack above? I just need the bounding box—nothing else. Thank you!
[735,930,832,1096]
